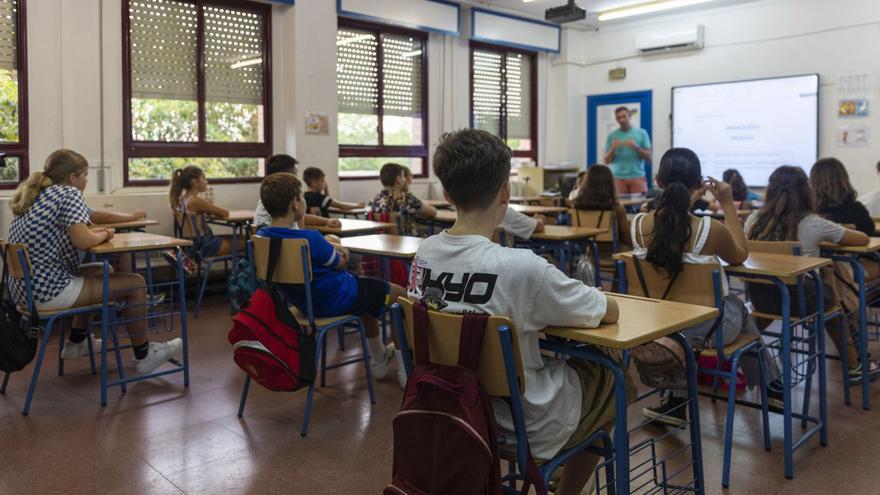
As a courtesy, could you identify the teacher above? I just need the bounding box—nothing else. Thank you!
[603,106,652,194]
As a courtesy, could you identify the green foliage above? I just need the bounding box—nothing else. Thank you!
[0,69,18,143]
[338,157,416,176]
[0,157,19,182]
[206,102,261,142]
[129,157,259,181]
[131,98,198,142]
[338,113,378,145]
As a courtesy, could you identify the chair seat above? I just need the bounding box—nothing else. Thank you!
[699,334,760,357]
[751,305,842,322]
[18,303,105,318]
[290,307,357,329]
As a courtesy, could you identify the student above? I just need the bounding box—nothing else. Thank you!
[369,163,437,236]
[573,164,632,246]
[9,149,181,372]
[301,167,365,218]
[252,154,342,230]
[709,169,755,211]
[746,165,879,383]
[498,207,545,240]
[857,160,880,217]
[810,158,875,235]
[256,173,406,383]
[628,148,781,425]
[169,165,246,259]
[408,129,631,495]
[567,170,587,202]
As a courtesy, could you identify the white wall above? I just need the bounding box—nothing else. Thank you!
[552,0,880,190]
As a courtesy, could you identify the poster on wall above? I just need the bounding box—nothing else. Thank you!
[838,125,871,147]
[838,98,869,117]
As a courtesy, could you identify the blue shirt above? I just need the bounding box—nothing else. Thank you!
[605,127,651,179]
[256,226,358,317]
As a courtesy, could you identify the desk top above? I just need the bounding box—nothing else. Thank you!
[340,234,422,259]
[508,204,568,215]
[542,293,718,350]
[87,233,192,254]
[94,219,159,230]
[315,218,396,235]
[328,206,369,216]
[531,225,606,241]
[618,196,650,207]
[432,210,457,223]
[724,252,831,277]
[424,199,452,208]
[820,237,880,254]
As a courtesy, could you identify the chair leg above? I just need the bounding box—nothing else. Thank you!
[194,262,211,318]
[839,314,852,406]
[301,330,327,437]
[337,323,346,351]
[1,372,9,394]
[57,326,65,376]
[110,323,127,394]
[85,321,97,376]
[320,332,328,388]
[356,318,376,405]
[757,348,771,452]
[721,355,742,488]
[237,375,251,417]
[23,321,55,415]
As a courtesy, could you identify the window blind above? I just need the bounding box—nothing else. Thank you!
[204,4,264,105]
[337,28,378,115]
[0,0,17,71]
[129,0,198,101]
[381,33,423,118]
[506,53,531,140]
[472,49,502,137]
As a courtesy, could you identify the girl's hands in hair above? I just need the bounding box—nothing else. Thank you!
[705,176,733,206]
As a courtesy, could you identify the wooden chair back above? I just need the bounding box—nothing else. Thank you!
[173,210,207,239]
[397,297,524,396]
[1,242,30,280]
[251,236,311,284]
[747,240,801,284]
[570,208,615,243]
[618,253,720,308]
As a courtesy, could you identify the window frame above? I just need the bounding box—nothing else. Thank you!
[337,17,429,181]
[0,0,28,189]
[469,40,537,163]
[122,0,273,187]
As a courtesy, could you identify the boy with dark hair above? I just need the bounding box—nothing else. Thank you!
[254,154,341,229]
[369,163,437,236]
[302,167,365,218]
[408,129,630,495]
[257,173,406,380]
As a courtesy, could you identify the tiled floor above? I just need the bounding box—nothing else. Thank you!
[1,295,879,494]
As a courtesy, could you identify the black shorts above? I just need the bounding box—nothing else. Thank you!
[346,276,390,318]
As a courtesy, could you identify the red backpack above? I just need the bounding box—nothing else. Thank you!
[228,237,316,391]
[385,304,503,495]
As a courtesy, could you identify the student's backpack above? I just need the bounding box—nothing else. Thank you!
[228,237,316,391]
[227,258,258,315]
[573,253,596,287]
[385,304,505,495]
[0,244,37,373]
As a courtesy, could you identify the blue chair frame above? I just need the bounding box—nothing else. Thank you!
[177,211,233,318]
[236,239,376,437]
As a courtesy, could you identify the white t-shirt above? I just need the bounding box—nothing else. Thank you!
[744,212,845,257]
[858,190,880,217]
[407,231,608,459]
[499,206,538,239]
[254,199,298,229]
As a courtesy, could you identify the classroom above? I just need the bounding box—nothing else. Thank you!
[0,0,878,493]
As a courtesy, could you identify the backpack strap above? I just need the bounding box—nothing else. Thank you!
[456,312,488,372]
[520,449,549,495]
[596,210,605,229]
[412,302,431,365]
[632,256,680,301]
[265,237,283,285]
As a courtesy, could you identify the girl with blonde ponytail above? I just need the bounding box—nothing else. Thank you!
[168,165,243,258]
[8,149,182,373]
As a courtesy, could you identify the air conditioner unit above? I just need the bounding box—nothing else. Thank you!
[635,25,704,55]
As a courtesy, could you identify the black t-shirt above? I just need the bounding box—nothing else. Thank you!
[819,197,876,236]
[304,191,333,218]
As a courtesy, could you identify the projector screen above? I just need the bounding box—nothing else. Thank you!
[672,74,819,186]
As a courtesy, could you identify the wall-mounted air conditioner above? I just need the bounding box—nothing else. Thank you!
[635,25,704,55]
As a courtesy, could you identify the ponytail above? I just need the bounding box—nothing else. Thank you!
[169,165,204,210]
[10,172,53,216]
[169,169,184,210]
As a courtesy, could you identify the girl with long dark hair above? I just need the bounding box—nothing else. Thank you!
[573,164,632,246]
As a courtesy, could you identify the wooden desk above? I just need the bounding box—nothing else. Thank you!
[87,232,191,255]
[618,196,650,207]
[724,252,830,277]
[340,234,422,259]
[508,204,567,215]
[530,225,605,241]
[328,206,369,218]
[218,210,255,224]
[820,237,880,253]
[314,218,396,236]
[93,219,159,231]
[432,209,457,224]
[543,293,717,350]
[424,199,452,209]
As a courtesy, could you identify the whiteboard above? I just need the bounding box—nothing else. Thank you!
[471,8,560,53]
[672,74,819,187]
[338,0,460,36]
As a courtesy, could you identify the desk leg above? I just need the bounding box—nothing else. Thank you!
[177,247,190,386]
[809,271,829,446]
[591,239,601,287]
[671,332,705,495]
[848,258,871,410]
[100,258,111,406]
[772,278,794,479]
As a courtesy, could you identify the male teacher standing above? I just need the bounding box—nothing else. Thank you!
[603,106,652,194]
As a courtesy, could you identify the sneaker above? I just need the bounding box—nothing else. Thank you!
[60,335,102,359]
[134,338,183,375]
[147,293,166,306]
[642,396,688,427]
[395,349,407,389]
[766,389,785,412]
[848,360,880,385]
[162,250,197,276]
[370,343,395,380]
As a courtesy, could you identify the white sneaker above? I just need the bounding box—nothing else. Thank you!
[395,349,408,389]
[370,343,395,380]
[134,338,183,375]
[60,335,102,359]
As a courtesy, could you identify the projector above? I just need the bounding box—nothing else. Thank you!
[545,0,586,23]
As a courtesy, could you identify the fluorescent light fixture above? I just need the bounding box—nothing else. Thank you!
[230,57,262,69]
[400,49,423,58]
[337,33,371,46]
[598,0,715,21]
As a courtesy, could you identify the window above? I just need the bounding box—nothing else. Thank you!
[123,0,271,185]
[337,19,427,179]
[0,0,27,187]
[470,42,536,166]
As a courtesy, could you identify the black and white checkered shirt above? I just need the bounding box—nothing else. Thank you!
[9,185,91,304]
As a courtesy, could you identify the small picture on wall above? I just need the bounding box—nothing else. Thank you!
[838,98,869,117]
[305,112,329,135]
[837,125,871,147]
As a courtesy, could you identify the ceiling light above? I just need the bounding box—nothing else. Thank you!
[598,0,715,21]
[230,57,262,69]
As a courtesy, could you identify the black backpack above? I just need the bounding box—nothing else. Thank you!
[0,244,38,372]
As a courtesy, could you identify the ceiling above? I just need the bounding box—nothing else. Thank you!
[468,0,756,28]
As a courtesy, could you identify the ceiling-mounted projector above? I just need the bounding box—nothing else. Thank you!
[545,0,586,23]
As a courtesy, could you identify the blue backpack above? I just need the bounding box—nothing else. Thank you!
[228,258,258,315]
